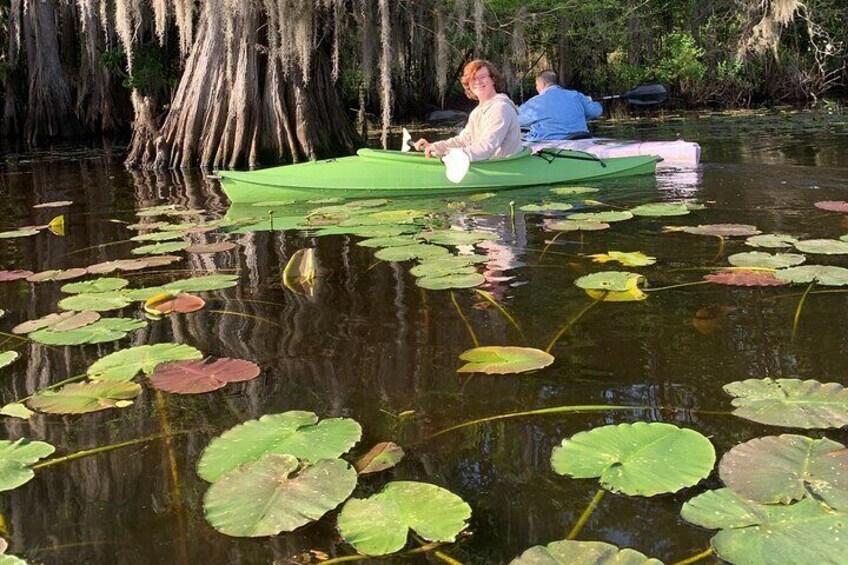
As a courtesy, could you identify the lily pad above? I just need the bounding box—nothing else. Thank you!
[149,358,261,394]
[409,256,487,278]
[87,343,203,381]
[86,255,182,274]
[567,211,634,223]
[457,346,554,374]
[550,186,599,195]
[283,249,317,295]
[346,209,426,226]
[33,200,73,208]
[551,422,716,496]
[815,201,848,213]
[727,252,806,269]
[60,278,129,294]
[719,434,848,510]
[0,229,39,239]
[58,292,132,312]
[197,411,361,482]
[724,378,848,429]
[416,272,486,290]
[375,244,449,262]
[355,442,405,474]
[186,242,237,254]
[0,439,55,492]
[27,381,141,414]
[794,239,848,255]
[575,271,645,292]
[144,293,205,315]
[705,269,790,287]
[0,403,34,420]
[162,274,239,293]
[26,268,88,282]
[130,231,184,242]
[123,286,171,302]
[679,224,761,237]
[681,488,848,565]
[12,311,77,334]
[745,233,799,248]
[418,230,498,246]
[588,251,656,267]
[511,540,663,565]
[629,202,691,217]
[204,455,357,537]
[548,220,610,232]
[356,236,419,248]
[774,265,848,286]
[131,241,189,255]
[29,317,146,345]
[0,271,33,282]
[337,481,471,556]
[519,203,574,213]
[346,225,421,238]
[0,352,19,370]
[469,192,496,201]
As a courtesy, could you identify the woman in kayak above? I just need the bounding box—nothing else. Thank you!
[414,60,522,162]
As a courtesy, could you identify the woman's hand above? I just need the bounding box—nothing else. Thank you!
[413,138,430,151]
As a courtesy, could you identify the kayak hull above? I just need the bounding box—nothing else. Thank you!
[526,138,701,167]
[217,148,658,203]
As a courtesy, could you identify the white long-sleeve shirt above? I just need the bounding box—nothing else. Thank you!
[429,94,523,162]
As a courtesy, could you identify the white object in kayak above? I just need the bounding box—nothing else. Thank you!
[442,148,471,184]
[526,138,701,168]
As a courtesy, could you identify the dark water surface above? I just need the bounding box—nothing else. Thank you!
[1,110,847,564]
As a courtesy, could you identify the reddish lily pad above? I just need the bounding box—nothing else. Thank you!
[86,255,183,274]
[355,442,405,474]
[0,271,33,282]
[12,312,77,334]
[149,358,261,394]
[186,242,237,254]
[704,269,790,287]
[26,268,88,282]
[144,293,206,315]
[815,201,848,213]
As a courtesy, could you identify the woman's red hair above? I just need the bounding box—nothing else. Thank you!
[459,59,505,100]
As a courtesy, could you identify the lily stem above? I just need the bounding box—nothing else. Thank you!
[672,547,715,565]
[545,295,604,354]
[792,280,815,340]
[473,289,527,344]
[451,291,479,347]
[32,430,193,471]
[567,489,606,540]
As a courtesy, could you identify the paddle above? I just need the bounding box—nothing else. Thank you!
[597,84,668,105]
[401,128,470,184]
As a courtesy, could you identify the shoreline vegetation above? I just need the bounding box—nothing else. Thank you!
[1,0,845,169]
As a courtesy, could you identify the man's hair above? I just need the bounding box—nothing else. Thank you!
[460,59,505,100]
[536,70,558,87]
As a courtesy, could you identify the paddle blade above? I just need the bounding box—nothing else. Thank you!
[401,128,412,152]
[443,149,470,184]
[621,84,668,105]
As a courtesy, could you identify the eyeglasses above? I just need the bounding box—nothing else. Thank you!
[470,73,491,84]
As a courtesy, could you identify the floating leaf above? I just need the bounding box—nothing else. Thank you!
[127,221,170,231]
[0,229,39,239]
[86,255,182,274]
[197,411,361,483]
[409,256,487,278]
[30,317,146,345]
[144,293,205,315]
[130,231,184,242]
[33,200,73,209]
[719,434,848,510]
[186,242,237,254]
[704,269,789,287]
[47,215,65,236]
[418,230,498,246]
[61,278,129,294]
[283,249,317,295]
[12,312,76,334]
[0,271,33,282]
[355,442,405,474]
[337,481,471,556]
[131,241,189,255]
[0,439,55,492]
[137,204,183,217]
[678,224,761,237]
[457,346,554,375]
[416,272,486,290]
[551,422,715,496]
[550,186,598,196]
[511,540,663,565]
[794,239,848,255]
[575,271,646,292]
[58,292,131,312]
[724,378,848,429]
[0,352,18,370]
[727,252,805,269]
[356,235,419,248]
[519,203,574,213]
[469,192,496,201]
[344,209,426,226]
[346,225,420,238]
[375,244,449,262]
[162,274,239,293]
[28,381,141,414]
[775,265,848,286]
[585,286,647,302]
[87,343,203,381]
[0,403,34,420]
[745,233,798,248]
[204,455,357,537]
[149,358,261,394]
[588,251,656,267]
[26,268,87,282]
[681,488,848,565]
[567,211,634,223]
[815,201,848,213]
[629,202,691,217]
[548,219,610,232]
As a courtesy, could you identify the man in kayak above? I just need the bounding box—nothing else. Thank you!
[413,60,522,162]
[518,71,602,141]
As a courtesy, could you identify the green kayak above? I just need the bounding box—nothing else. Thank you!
[217,147,658,203]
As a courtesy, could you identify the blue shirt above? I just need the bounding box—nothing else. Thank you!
[518,86,603,141]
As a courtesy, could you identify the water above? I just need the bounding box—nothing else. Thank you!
[1,110,847,564]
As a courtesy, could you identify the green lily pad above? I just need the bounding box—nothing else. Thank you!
[87,343,203,381]
[727,252,806,269]
[355,442,405,475]
[548,220,610,232]
[469,192,496,201]
[519,203,574,213]
[375,244,449,262]
[58,292,132,312]
[131,241,189,255]
[719,434,848,510]
[409,256,487,278]
[550,186,599,196]
[204,455,357,537]
[745,234,799,248]
[551,422,715,496]
[347,199,389,208]
[457,346,554,374]
[724,378,848,429]
[60,278,129,294]
[416,272,486,290]
[774,265,848,286]
[197,411,361,482]
[567,211,634,223]
[123,286,171,302]
[29,317,146,345]
[588,251,656,267]
[0,229,39,239]
[27,381,141,414]
[575,271,646,292]
[356,236,419,248]
[136,204,183,216]
[342,209,426,226]
[679,224,761,237]
[337,481,471,556]
[0,403,34,420]
[511,540,663,565]
[162,274,239,293]
[346,225,421,238]
[418,230,498,246]
[681,488,848,565]
[130,231,184,242]
[0,352,19,370]
[629,202,691,217]
[0,439,55,492]
[794,239,848,255]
